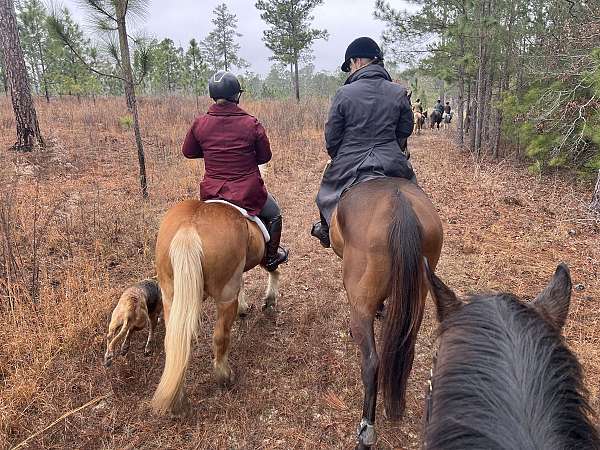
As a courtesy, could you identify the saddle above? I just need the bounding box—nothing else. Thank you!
[205,199,270,242]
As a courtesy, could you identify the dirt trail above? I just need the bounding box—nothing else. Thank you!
[1,99,598,449]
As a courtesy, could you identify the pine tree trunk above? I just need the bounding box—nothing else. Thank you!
[455,28,466,148]
[36,37,50,103]
[293,58,300,102]
[482,66,494,145]
[116,3,148,198]
[465,78,472,134]
[474,0,488,156]
[0,0,43,151]
[591,170,600,213]
[2,68,7,95]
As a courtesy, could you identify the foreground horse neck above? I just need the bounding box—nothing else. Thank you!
[426,294,599,449]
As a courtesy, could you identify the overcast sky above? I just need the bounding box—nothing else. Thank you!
[60,0,401,75]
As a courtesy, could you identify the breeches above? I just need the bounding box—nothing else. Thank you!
[258,194,281,222]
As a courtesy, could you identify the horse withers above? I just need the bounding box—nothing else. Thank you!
[424,263,599,449]
[329,178,444,449]
[151,199,279,415]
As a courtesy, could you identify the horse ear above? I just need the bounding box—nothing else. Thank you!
[532,264,572,330]
[423,258,463,323]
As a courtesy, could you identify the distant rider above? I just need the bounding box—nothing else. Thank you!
[435,99,444,115]
[413,98,423,113]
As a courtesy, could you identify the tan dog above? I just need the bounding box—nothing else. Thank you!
[104,279,163,367]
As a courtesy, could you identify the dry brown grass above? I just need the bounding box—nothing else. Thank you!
[0,96,598,449]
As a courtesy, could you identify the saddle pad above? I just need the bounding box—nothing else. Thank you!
[205,199,270,243]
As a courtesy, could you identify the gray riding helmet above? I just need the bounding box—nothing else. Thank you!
[208,71,244,103]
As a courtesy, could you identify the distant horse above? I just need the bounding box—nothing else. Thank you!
[442,111,452,130]
[151,199,279,414]
[329,178,444,449]
[430,110,442,130]
[424,263,600,449]
[413,110,427,134]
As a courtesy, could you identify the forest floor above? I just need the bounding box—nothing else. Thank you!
[0,97,599,449]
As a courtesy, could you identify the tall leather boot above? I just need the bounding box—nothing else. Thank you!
[310,212,330,248]
[263,215,289,272]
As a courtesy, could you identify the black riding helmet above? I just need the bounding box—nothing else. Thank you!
[208,71,244,103]
[341,37,383,72]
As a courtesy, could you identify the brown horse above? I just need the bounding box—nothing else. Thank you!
[329,178,443,449]
[151,199,280,414]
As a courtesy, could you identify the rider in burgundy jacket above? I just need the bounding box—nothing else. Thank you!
[182,71,288,272]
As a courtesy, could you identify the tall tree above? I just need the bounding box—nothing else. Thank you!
[47,8,96,101]
[146,38,185,94]
[49,0,150,198]
[185,38,207,109]
[256,0,328,101]
[0,0,44,150]
[16,0,51,102]
[203,3,245,72]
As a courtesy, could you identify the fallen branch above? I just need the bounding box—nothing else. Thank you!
[11,395,108,450]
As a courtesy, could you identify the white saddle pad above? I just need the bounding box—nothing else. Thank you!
[205,199,270,243]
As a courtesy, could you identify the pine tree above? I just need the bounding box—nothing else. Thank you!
[16,0,51,102]
[0,0,44,150]
[47,8,96,101]
[185,38,207,109]
[255,0,328,101]
[146,38,185,94]
[202,3,246,72]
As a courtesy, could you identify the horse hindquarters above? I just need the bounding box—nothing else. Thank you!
[152,227,204,414]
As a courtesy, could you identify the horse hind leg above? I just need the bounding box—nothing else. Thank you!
[213,268,244,386]
[237,275,250,317]
[213,299,238,386]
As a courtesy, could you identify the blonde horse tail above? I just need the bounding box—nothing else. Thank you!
[151,226,204,414]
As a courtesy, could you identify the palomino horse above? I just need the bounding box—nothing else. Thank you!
[424,263,599,449]
[151,199,279,414]
[329,178,443,449]
[429,110,442,130]
[413,110,427,135]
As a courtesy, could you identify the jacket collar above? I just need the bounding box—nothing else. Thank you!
[207,102,249,116]
[344,63,393,85]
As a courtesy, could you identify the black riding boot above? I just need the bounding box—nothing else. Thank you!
[310,212,330,248]
[263,215,289,272]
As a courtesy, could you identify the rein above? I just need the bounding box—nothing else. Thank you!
[424,347,439,426]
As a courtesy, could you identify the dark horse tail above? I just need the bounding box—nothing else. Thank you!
[380,189,424,419]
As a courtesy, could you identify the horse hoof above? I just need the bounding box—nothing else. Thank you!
[238,303,253,318]
[262,295,277,313]
[215,366,234,387]
[261,304,276,316]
